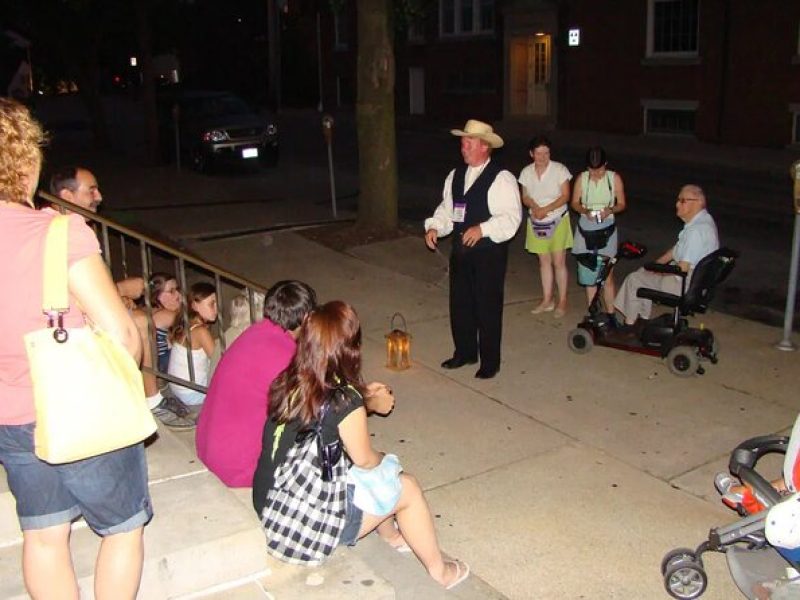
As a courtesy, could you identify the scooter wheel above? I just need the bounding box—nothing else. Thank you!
[664,560,707,599]
[666,345,699,377]
[567,328,593,354]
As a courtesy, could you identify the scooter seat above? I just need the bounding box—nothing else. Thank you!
[636,288,680,306]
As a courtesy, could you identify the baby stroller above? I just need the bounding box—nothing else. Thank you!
[662,427,800,599]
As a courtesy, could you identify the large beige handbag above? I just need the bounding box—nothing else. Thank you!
[24,215,157,464]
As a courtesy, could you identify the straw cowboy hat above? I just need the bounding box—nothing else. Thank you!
[450,119,504,149]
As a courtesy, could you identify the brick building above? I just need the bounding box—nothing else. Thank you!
[559,0,800,147]
[314,0,800,148]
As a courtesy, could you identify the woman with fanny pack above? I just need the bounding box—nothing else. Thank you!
[570,146,627,311]
[519,136,573,319]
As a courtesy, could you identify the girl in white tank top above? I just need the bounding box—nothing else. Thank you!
[168,282,218,406]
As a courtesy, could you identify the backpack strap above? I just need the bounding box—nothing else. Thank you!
[606,171,616,207]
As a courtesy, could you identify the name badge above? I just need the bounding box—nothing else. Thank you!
[453,202,466,223]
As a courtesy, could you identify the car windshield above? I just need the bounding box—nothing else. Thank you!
[182,95,252,120]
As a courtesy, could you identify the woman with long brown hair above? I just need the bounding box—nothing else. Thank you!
[252,301,469,589]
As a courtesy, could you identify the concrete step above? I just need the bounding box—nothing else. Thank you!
[0,423,268,599]
[169,552,395,600]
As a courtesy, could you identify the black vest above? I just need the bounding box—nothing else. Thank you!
[451,160,503,251]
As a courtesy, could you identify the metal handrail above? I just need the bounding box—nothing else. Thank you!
[37,189,268,397]
[37,190,266,291]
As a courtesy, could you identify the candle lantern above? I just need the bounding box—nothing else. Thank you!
[385,313,411,370]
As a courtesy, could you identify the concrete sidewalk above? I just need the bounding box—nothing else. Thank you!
[181,226,799,599]
[2,223,799,599]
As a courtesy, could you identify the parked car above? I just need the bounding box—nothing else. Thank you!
[158,89,278,172]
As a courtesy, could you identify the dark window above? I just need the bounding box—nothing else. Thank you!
[460,2,473,34]
[479,0,494,31]
[653,0,698,54]
[441,0,455,35]
[646,108,696,135]
[334,11,348,49]
[440,0,493,36]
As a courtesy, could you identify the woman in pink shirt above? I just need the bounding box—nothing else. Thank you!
[0,99,151,599]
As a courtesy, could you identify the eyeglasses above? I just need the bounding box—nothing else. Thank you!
[677,197,699,204]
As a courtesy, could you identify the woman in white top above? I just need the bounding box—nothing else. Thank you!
[518,136,573,318]
[168,282,218,406]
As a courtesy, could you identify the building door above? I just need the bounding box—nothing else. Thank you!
[509,35,551,116]
[409,67,425,115]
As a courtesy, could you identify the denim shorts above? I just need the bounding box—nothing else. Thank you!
[0,423,153,535]
[339,483,363,547]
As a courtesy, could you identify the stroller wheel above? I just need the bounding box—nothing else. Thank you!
[666,345,700,377]
[664,560,707,599]
[567,328,593,354]
[661,547,698,575]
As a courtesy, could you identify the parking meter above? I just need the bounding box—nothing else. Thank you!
[321,114,337,218]
[322,114,334,145]
[792,159,800,214]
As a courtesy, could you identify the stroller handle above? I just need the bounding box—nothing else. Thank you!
[729,435,789,474]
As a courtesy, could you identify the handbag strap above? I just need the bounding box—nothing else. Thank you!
[41,215,70,315]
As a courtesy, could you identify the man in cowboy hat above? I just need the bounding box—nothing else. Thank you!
[424,119,522,379]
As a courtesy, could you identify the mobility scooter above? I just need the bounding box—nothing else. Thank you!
[662,432,800,599]
[566,242,738,376]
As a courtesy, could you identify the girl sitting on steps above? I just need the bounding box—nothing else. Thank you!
[167,281,218,408]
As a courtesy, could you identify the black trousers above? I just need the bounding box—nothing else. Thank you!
[448,242,509,372]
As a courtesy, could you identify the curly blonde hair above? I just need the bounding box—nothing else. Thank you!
[0,98,47,204]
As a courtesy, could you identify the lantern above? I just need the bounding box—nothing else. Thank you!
[385,313,411,370]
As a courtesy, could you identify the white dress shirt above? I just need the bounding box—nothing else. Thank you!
[424,158,522,244]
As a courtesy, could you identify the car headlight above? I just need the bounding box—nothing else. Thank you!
[202,129,228,142]
[266,123,277,136]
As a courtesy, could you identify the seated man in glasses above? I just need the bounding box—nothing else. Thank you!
[614,184,719,325]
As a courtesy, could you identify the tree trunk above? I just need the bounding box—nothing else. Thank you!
[355,0,398,230]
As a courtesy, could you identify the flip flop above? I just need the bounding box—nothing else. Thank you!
[445,559,470,590]
[530,302,555,314]
[395,543,412,554]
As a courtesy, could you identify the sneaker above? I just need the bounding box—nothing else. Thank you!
[152,399,196,430]
[714,472,744,507]
[160,394,192,418]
